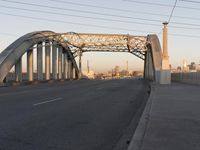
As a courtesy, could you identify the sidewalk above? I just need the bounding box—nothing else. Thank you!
[128,83,200,150]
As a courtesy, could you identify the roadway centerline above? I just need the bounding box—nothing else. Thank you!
[33,97,63,106]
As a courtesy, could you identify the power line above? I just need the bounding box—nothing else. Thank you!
[48,0,169,17]
[168,0,178,23]
[1,0,200,29]
[169,33,200,38]
[0,5,200,30]
[123,0,200,11]
[170,25,200,30]
[171,22,200,27]
[1,4,200,31]
[123,0,172,7]
[0,32,18,37]
[0,12,158,34]
[49,0,200,22]
[179,0,200,4]
[0,0,163,23]
[0,5,162,27]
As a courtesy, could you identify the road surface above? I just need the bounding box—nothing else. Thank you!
[0,79,149,150]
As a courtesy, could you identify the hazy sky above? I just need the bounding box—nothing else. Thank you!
[0,0,200,72]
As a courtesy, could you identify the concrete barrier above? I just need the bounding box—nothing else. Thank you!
[171,72,200,85]
[127,83,155,150]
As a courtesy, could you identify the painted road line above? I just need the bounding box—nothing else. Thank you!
[33,97,63,106]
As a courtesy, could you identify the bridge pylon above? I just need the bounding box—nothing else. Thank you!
[160,22,171,84]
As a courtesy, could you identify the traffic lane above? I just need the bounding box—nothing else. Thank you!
[0,79,114,128]
[0,79,149,150]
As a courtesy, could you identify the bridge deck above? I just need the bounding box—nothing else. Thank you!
[0,79,149,150]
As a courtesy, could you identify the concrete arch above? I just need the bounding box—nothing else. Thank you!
[144,34,162,83]
[0,31,79,82]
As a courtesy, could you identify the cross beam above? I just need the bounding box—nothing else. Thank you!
[27,32,147,60]
[61,33,147,60]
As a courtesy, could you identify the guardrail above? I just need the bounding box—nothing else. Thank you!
[171,72,200,84]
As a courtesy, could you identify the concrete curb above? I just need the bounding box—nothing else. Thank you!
[127,83,156,150]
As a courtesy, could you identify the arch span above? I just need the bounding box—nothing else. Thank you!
[0,31,163,83]
[0,31,79,82]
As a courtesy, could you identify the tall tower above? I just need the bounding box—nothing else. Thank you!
[162,21,169,69]
[160,22,171,84]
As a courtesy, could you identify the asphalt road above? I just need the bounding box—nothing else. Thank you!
[0,79,149,150]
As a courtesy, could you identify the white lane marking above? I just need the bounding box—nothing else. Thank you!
[96,87,104,90]
[33,97,63,106]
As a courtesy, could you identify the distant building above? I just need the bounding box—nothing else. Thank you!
[114,66,120,77]
[82,70,95,79]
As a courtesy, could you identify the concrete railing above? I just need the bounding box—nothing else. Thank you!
[171,72,200,84]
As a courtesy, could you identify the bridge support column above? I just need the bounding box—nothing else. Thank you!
[78,50,82,79]
[160,22,171,84]
[58,47,62,80]
[27,50,33,81]
[63,52,69,79]
[37,43,43,80]
[45,42,51,80]
[15,57,22,82]
[72,65,76,79]
[68,60,72,80]
[52,43,57,80]
[144,50,154,80]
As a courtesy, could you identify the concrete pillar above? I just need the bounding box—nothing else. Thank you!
[78,50,82,78]
[52,44,57,80]
[63,52,69,79]
[45,42,51,80]
[144,51,149,79]
[15,57,22,82]
[160,22,171,84]
[68,60,72,80]
[144,50,153,80]
[37,43,43,80]
[72,65,76,79]
[58,47,63,80]
[163,22,168,60]
[27,50,33,81]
